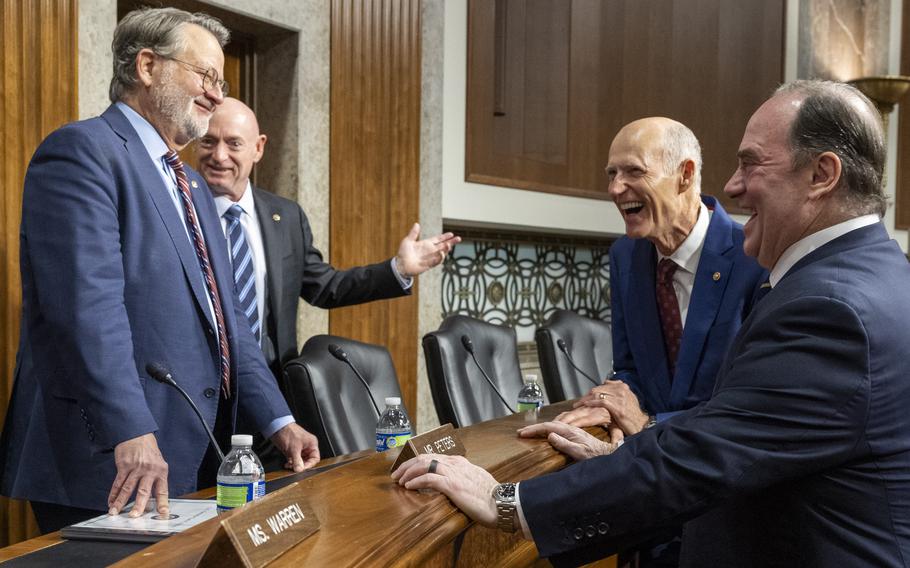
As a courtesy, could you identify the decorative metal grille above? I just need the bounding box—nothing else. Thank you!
[440,228,614,342]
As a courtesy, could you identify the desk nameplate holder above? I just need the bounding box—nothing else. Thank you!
[197,482,319,568]
[390,423,466,473]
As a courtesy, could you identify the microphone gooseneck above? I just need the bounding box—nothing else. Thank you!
[556,339,601,387]
[146,362,225,462]
[459,334,516,413]
[327,344,381,418]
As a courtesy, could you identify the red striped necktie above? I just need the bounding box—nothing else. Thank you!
[164,151,231,398]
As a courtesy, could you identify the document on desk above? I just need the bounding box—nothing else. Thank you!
[61,499,217,543]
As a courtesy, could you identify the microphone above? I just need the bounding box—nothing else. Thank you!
[327,344,381,418]
[460,335,516,413]
[145,362,225,462]
[556,338,601,387]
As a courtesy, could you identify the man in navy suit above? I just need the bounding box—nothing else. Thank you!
[555,118,766,566]
[0,7,319,533]
[394,81,910,566]
[556,118,766,442]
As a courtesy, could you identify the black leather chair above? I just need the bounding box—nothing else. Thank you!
[535,310,613,402]
[423,315,540,428]
[281,335,403,458]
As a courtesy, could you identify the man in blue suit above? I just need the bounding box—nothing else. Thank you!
[557,118,766,443]
[0,7,319,533]
[394,81,910,566]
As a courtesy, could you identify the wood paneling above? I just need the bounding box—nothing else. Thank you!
[467,0,786,211]
[0,0,78,546]
[329,1,422,426]
[896,0,910,230]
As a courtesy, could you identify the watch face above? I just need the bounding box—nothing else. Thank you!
[496,483,516,501]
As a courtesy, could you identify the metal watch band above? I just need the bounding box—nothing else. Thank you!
[493,483,518,533]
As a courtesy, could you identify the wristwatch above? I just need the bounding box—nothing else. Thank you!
[644,415,658,429]
[492,482,519,533]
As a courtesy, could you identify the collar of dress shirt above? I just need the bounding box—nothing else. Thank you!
[657,201,710,275]
[114,101,170,165]
[769,214,880,287]
[214,181,256,220]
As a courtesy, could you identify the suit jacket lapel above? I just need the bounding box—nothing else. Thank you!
[253,188,284,319]
[670,213,733,408]
[101,106,216,332]
[628,240,672,409]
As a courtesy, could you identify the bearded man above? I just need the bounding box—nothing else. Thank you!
[0,7,320,533]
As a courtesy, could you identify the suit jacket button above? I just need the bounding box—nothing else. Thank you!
[586,525,596,538]
[598,522,609,534]
[204,388,216,398]
[573,527,584,541]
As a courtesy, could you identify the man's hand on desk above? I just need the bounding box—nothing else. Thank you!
[518,421,623,461]
[554,405,613,429]
[392,454,499,528]
[570,380,651,435]
[108,432,169,518]
[271,423,321,472]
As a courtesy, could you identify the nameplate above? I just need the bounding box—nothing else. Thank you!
[390,423,466,473]
[197,482,319,567]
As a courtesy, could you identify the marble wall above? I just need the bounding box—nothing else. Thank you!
[798,0,891,80]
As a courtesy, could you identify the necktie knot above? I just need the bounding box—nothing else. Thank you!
[224,204,244,222]
[658,258,678,284]
[164,150,183,172]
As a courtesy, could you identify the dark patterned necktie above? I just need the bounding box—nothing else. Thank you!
[223,204,260,343]
[656,258,683,378]
[164,151,231,398]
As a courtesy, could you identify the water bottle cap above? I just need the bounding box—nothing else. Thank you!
[231,434,253,446]
[523,374,538,383]
[385,396,401,406]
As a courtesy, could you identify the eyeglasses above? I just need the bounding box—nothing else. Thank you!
[162,55,230,96]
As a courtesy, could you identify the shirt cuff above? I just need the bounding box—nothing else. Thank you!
[514,482,533,540]
[390,257,413,290]
[261,415,295,439]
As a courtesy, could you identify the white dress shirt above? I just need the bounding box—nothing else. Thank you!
[214,182,268,334]
[657,201,712,326]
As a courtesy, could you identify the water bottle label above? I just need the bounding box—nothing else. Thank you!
[376,431,412,452]
[216,480,265,512]
[517,401,542,412]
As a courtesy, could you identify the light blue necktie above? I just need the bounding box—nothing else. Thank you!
[223,204,260,343]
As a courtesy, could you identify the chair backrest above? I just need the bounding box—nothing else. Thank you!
[535,310,613,402]
[281,334,403,458]
[422,315,535,428]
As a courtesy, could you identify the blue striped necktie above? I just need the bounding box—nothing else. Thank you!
[223,204,260,343]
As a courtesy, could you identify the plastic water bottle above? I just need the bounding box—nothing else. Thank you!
[517,374,544,412]
[216,434,265,514]
[376,396,412,452]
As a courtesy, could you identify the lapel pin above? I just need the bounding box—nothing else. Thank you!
[712,271,721,281]
[272,214,281,222]
[190,180,198,188]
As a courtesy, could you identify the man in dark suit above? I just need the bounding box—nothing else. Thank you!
[556,118,766,443]
[0,8,320,533]
[195,98,458,468]
[393,80,910,566]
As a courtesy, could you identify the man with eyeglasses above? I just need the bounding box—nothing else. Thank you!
[0,7,320,533]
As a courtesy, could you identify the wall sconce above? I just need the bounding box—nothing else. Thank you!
[847,75,910,128]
